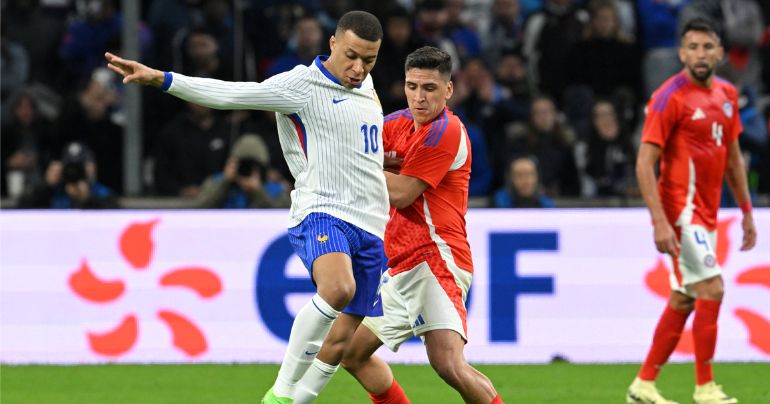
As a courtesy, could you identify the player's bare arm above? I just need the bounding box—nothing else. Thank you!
[636,142,680,256]
[384,171,428,209]
[105,52,165,87]
[724,140,757,251]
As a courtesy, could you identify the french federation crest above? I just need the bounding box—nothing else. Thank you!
[723,101,733,118]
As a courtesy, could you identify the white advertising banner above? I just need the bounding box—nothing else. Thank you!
[1,209,768,364]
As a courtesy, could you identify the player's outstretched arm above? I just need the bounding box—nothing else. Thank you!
[725,140,757,251]
[636,142,680,256]
[105,52,165,87]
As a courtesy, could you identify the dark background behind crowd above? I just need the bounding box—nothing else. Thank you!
[2,0,769,209]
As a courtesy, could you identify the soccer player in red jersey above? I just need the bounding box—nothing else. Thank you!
[627,18,756,404]
[341,46,503,404]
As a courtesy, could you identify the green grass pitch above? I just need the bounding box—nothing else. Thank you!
[2,363,769,403]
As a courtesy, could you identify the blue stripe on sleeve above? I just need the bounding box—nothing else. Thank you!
[161,72,173,91]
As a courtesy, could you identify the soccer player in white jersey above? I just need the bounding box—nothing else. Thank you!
[105,11,389,403]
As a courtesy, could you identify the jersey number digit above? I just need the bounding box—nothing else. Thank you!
[361,124,379,154]
[694,231,711,252]
[711,122,723,146]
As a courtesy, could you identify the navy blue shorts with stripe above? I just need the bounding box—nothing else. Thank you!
[288,212,385,317]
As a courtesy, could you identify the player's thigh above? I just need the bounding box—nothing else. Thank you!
[424,328,467,367]
[344,321,385,366]
[670,224,721,298]
[345,230,387,317]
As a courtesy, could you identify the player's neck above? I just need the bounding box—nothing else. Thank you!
[683,69,714,88]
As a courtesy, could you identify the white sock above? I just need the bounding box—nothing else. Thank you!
[272,294,339,398]
[293,358,340,404]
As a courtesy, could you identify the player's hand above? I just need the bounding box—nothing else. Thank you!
[105,52,164,87]
[740,212,757,251]
[653,220,680,256]
[384,155,403,174]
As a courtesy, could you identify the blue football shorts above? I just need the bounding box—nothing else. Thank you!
[288,212,385,317]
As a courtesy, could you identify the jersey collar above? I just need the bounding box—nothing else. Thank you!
[313,55,362,89]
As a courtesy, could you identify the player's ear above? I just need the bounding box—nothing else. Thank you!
[329,35,336,52]
[677,45,686,65]
[446,80,454,100]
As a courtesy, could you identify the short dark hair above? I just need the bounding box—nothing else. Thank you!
[336,11,383,42]
[404,46,452,79]
[680,17,720,42]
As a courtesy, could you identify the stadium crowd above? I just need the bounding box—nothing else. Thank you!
[2,0,769,209]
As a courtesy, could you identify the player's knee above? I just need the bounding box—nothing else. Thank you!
[429,357,463,386]
[340,352,363,373]
[317,281,356,310]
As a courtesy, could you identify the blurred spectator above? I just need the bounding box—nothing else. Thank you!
[17,142,118,209]
[494,51,533,117]
[577,99,637,197]
[414,0,462,74]
[1,91,56,198]
[493,155,555,207]
[461,119,494,196]
[196,135,291,209]
[445,0,482,60]
[59,0,125,88]
[636,0,686,98]
[564,0,641,134]
[148,0,195,71]
[480,0,525,67]
[568,0,640,98]
[57,68,124,194]
[505,96,581,196]
[523,0,588,100]
[2,0,67,90]
[178,28,230,79]
[451,58,507,126]
[154,102,230,198]
[373,6,422,113]
[1,37,30,102]
[267,15,324,77]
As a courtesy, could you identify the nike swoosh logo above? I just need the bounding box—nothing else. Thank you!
[304,350,319,356]
[332,98,348,104]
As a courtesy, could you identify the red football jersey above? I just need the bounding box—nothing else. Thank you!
[641,72,742,231]
[382,107,473,275]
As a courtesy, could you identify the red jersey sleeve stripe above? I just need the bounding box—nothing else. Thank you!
[653,74,688,112]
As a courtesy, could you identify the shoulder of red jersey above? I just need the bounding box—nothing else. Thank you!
[384,108,414,125]
[648,72,689,113]
[713,75,739,99]
[422,108,462,148]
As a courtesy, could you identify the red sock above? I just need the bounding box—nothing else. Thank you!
[490,394,504,403]
[693,299,721,385]
[638,305,690,381]
[369,378,410,404]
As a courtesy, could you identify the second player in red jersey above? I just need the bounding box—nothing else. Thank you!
[342,46,503,404]
[627,18,756,404]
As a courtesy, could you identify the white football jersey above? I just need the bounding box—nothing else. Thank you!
[165,56,389,238]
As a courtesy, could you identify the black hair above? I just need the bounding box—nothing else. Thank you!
[404,46,452,79]
[336,11,383,42]
[680,17,721,42]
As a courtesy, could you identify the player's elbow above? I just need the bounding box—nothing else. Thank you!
[390,192,416,210]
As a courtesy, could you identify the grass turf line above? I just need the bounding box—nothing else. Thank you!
[1,363,769,403]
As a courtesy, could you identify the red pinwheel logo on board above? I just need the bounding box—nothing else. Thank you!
[68,219,222,358]
[643,217,770,355]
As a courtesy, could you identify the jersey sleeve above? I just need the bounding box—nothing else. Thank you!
[400,117,461,188]
[383,110,409,152]
[640,90,679,148]
[166,65,311,114]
